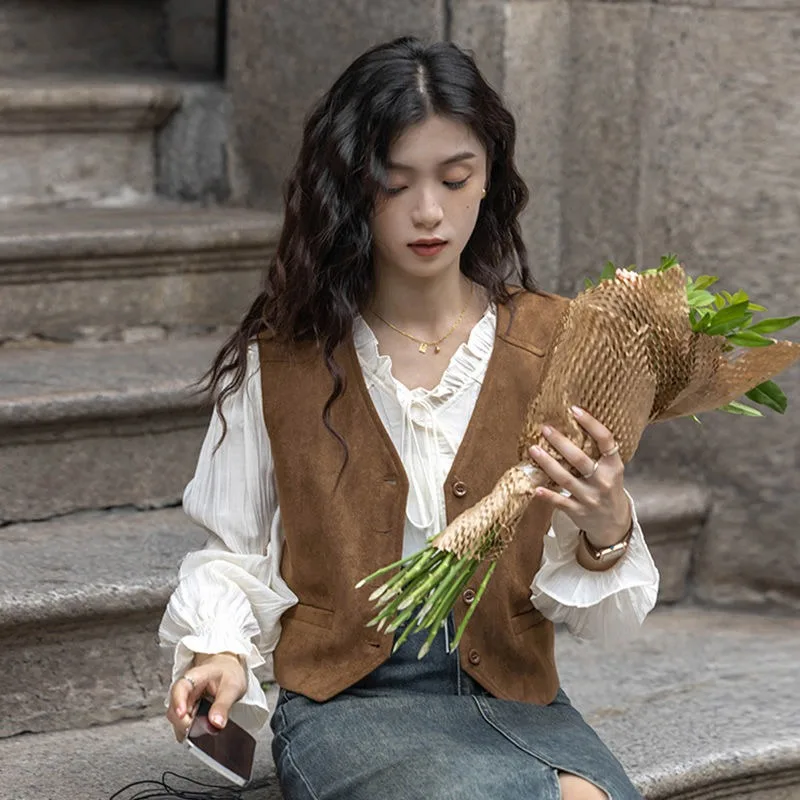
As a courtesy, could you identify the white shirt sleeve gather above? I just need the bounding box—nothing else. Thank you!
[530,489,660,642]
[158,343,297,736]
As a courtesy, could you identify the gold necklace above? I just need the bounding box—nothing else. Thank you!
[370,283,474,354]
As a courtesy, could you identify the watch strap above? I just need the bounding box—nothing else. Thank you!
[579,520,634,561]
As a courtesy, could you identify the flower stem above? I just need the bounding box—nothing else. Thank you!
[450,561,497,651]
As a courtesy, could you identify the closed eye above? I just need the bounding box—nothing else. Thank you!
[383,178,469,196]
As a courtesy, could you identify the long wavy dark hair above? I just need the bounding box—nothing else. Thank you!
[201,36,538,472]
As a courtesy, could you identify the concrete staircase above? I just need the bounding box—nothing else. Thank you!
[2,4,797,800]
[1,608,798,800]
[0,0,278,770]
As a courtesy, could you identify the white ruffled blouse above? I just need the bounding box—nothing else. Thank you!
[159,303,660,736]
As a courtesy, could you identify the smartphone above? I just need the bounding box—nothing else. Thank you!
[185,697,256,787]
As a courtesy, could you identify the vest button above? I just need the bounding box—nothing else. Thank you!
[468,648,481,665]
[452,480,468,498]
[462,588,476,604]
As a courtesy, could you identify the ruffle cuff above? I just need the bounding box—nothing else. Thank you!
[530,490,660,642]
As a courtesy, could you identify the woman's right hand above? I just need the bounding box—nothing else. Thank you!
[166,652,248,742]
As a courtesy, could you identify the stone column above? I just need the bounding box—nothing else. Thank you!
[453,0,570,292]
[226,0,446,208]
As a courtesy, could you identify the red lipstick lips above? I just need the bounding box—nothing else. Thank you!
[409,238,448,258]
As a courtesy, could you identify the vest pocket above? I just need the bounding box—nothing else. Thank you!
[283,602,334,630]
[511,606,546,635]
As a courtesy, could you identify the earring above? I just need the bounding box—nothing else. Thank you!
[481,187,487,198]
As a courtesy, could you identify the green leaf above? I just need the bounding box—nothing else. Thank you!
[747,303,767,312]
[599,261,617,282]
[690,414,702,425]
[705,301,752,335]
[713,294,726,310]
[730,290,750,305]
[719,401,763,417]
[746,380,787,414]
[584,277,594,290]
[747,315,800,335]
[687,290,716,308]
[726,330,774,347]
[722,291,734,303]
[691,275,719,291]
[659,253,679,271]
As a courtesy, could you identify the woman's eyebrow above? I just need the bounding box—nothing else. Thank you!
[387,151,477,171]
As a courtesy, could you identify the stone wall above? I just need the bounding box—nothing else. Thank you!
[226,0,446,207]
[226,0,800,611]
[455,0,800,611]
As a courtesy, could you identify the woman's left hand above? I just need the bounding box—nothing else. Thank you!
[528,405,632,548]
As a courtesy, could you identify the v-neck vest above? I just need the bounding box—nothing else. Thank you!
[257,287,569,704]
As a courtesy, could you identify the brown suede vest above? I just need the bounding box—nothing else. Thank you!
[257,288,569,704]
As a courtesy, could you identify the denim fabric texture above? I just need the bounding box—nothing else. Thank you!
[270,615,642,800]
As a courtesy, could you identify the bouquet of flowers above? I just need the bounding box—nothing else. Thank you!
[357,256,800,658]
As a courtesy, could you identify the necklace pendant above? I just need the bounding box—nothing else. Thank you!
[418,342,428,354]
[434,345,441,354]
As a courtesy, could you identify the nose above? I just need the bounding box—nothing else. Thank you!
[411,187,444,229]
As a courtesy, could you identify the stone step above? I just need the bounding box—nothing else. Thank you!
[0,206,281,341]
[0,607,797,800]
[0,477,708,738]
[0,507,207,739]
[0,1,169,77]
[0,335,222,523]
[0,77,182,208]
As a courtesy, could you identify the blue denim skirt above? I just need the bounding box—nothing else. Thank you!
[270,617,642,800]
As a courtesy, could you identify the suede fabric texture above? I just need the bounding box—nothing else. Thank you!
[257,288,570,704]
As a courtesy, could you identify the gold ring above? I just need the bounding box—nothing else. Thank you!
[601,443,620,458]
[582,460,599,480]
[181,675,197,690]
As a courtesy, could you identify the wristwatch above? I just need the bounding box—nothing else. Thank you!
[579,522,634,562]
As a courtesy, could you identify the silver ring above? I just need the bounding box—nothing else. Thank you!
[582,460,599,480]
[601,443,620,458]
[181,675,197,690]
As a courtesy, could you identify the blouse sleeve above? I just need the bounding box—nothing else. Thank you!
[529,490,660,642]
[158,342,297,736]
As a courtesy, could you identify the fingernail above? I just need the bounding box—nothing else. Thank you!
[210,713,224,727]
[530,445,542,455]
[542,425,552,436]
[571,406,583,416]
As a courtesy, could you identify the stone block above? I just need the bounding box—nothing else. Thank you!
[625,477,712,604]
[0,507,208,736]
[559,3,650,295]
[0,207,280,341]
[0,712,282,800]
[156,83,233,204]
[557,608,800,799]
[503,1,570,292]
[0,0,168,76]
[227,0,445,208]
[634,6,800,608]
[0,131,157,209]
[0,336,222,522]
[0,80,180,208]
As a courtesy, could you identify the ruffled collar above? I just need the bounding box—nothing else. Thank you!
[353,302,497,403]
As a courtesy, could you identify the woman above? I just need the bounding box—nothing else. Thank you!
[161,36,659,800]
